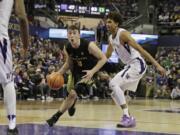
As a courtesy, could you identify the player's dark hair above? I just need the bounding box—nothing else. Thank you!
[107,11,123,26]
[68,25,80,33]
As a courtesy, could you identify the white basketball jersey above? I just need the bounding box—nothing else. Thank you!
[0,0,14,39]
[109,28,143,64]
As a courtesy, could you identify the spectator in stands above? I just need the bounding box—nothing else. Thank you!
[171,79,180,99]
[95,71,110,99]
[148,4,155,23]
[155,70,168,98]
[144,66,155,98]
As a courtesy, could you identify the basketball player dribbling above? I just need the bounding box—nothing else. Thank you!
[46,25,107,127]
[105,12,166,128]
[0,0,29,134]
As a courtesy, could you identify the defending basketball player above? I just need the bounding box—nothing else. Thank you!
[105,12,166,128]
[0,0,29,134]
[46,25,107,127]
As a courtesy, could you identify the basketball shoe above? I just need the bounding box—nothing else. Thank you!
[117,115,136,128]
[7,127,18,135]
[46,111,62,127]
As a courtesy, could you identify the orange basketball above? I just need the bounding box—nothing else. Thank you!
[47,72,64,90]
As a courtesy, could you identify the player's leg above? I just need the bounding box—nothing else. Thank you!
[68,96,77,116]
[67,73,77,116]
[110,60,146,127]
[46,73,77,127]
[109,68,138,127]
[46,89,77,127]
[0,38,18,134]
[2,82,19,134]
[109,68,131,116]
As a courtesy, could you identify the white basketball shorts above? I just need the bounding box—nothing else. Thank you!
[111,57,147,92]
[0,37,13,84]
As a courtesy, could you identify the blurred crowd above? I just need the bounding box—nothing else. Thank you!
[0,32,65,101]
[141,47,180,99]
[0,30,179,101]
[156,0,180,26]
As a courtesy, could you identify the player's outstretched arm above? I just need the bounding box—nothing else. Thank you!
[120,31,166,76]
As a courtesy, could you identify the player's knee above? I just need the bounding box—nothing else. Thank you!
[69,90,77,100]
[109,80,118,90]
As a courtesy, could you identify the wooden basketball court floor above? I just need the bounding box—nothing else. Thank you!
[0,99,180,135]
